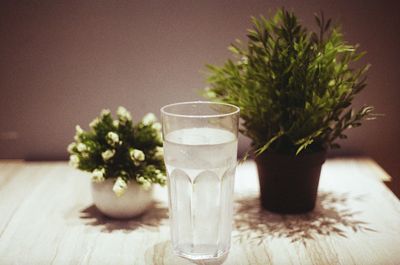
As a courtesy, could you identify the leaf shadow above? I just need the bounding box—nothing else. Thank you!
[79,201,168,233]
[234,191,376,245]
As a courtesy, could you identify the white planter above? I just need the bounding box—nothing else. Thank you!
[91,179,153,219]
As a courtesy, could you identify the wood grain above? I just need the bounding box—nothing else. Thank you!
[0,158,399,265]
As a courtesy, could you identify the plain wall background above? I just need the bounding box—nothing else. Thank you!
[0,1,399,194]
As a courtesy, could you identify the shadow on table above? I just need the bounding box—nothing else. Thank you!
[79,201,168,232]
[234,191,376,245]
[145,241,229,265]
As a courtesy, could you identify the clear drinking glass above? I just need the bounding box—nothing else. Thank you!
[161,101,239,260]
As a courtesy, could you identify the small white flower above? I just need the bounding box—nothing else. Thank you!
[142,113,157,125]
[77,143,87,152]
[69,154,80,168]
[132,149,145,160]
[67,142,76,153]
[106,131,120,146]
[155,170,166,183]
[154,146,164,159]
[74,125,84,141]
[117,106,132,122]
[89,118,100,128]
[100,109,111,116]
[155,169,163,179]
[113,120,119,127]
[92,168,105,182]
[130,149,145,166]
[116,106,128,117]
[102,149,115,161]
[137,176,151,190]
[141,181,151,190]
[151,122,162,131]
[113,177,128,197]
[75,125,83,135]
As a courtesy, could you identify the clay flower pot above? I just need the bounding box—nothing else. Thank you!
[91,179,153,219]
[255,151,326,214]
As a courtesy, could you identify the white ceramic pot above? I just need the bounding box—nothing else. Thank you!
[91,179,153,219]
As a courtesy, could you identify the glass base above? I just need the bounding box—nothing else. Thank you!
[173,244,229,262]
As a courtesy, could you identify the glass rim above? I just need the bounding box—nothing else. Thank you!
[160,101,240,118]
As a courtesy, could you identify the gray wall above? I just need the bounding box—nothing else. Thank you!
[0,1,399,190]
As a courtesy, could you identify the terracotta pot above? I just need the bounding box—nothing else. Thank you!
[91,179,153,219]
[255,151,326,214]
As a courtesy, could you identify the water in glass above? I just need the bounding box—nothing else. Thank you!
[164,127,237,259]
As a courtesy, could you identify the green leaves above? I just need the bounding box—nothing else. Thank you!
[256,131,284,155]
[205,8,376,156]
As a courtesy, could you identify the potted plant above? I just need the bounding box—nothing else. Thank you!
[68,107,166,218]
[204,9,376,213]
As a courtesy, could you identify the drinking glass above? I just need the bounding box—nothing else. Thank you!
[161,101,239,260]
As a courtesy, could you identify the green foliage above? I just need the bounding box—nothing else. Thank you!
[205,8,376,155]
[67,107,165,195]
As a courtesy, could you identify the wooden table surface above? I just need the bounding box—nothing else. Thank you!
[0,158,399,265]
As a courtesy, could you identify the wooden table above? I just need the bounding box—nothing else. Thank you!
[0,158,399,265]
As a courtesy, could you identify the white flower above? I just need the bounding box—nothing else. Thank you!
[137,176,151,190]
[117,106,129,117]
[67,142,76,153]
[106,131,120,146]
[74,125,84,141]
[154,146,164,159]
[141,181,151,190]
[117,106,132,122]
[89,118,100,128]
[142,113,157,125]
[155,170,166,183]
[77,143,87,152]
[151,122,162,131]
[69,154,80,168]
[113,177,128,197]
[75,125,83,134]
[92,168,105,182]
[130,149,145,166]
[131,149,145,161]
[155,169,162,179]
[113,120,119,128]
[102,149,115,161]
[100,109,111,117]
